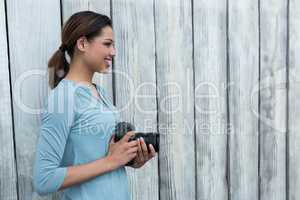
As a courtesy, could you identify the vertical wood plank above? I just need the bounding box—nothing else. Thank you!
[6,0,61,199]
[0,0,18,199]
[112,0,159,200]
[154,0,196,199]
[289,0,300,199]
[193,0,228,199]
[62,0,113,99]
[259,0,287,199]
[228,0,259,199]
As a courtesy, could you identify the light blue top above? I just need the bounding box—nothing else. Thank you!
[33,79,130,200]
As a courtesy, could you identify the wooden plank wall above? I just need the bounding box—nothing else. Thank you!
[0,0,18,199]
[5,1,61,200]
[193,0,228,199]
[112,1,159,200]
[228,0,259,199]
[155,0,195,199]
[289,0,300,200]
[0,0,299,200]
[259,0,287,200]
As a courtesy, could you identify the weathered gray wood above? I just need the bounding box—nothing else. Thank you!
[0,0,18,199]
[259,1,287,200]
[289,0,300,199]
[3,1,300,199]
[154,0,195,199]
[228,0,259,199]
[112,0,159,200]
[5,0,61,199]
[193,0,228,199]
[62,0,113,99]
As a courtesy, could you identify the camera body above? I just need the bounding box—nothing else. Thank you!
[114,122,160,166]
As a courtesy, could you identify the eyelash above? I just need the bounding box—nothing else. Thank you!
[104,43,114,47]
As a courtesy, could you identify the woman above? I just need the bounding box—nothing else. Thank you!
[33,11,156,199]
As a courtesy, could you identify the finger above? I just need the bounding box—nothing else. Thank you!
[149,144,156,158]
[140,138,149,159]
[127,140,138,147]
[129,152,138,160]
[137,138,144,162]
[121,131,135,142]
[127,146,138,154]
[124,141,138,151]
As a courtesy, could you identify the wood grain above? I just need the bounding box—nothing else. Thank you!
[193,0,228,199]
[112,0,159,200]
[5,0,61,199]
[228,0,259,199]
[154,0,196,199]
[259,0,287,199]
[2,1,300,199]
[0,0,18,199]
[289,0,300,199]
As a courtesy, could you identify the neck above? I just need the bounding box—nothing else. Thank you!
[65,59,94,83]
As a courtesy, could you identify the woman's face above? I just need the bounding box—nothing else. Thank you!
[84,26,116,73]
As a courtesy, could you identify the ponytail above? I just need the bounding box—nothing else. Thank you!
[48,46,69,89]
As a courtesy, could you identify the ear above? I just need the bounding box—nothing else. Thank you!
[76,36,89,52]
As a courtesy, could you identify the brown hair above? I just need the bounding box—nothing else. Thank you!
[48,11,112,88]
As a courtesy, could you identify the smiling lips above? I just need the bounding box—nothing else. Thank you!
[104,57,112,66]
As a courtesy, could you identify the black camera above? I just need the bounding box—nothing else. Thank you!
[114,122,160,166]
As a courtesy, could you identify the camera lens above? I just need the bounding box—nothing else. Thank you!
[114,122,135,142]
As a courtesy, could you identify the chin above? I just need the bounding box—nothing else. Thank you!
[100,70,110,74]
[98,66,111,74]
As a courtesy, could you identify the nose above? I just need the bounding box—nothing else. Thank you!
[111,46,116,57]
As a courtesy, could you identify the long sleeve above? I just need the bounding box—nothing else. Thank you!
[33,86,75,196]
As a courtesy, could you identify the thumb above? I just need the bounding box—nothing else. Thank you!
[121,131,135,142]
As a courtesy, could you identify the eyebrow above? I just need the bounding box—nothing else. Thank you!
[104,39,114,43]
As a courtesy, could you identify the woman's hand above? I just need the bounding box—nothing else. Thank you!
[106,131,138,169]
[130,137,156,169]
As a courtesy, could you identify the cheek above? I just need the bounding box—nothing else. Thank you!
[92,48,106,62]
[86,49,104,64]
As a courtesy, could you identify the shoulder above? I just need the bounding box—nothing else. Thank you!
[44,79,77,114]
[48,79,76,101]
[41,80,76,136]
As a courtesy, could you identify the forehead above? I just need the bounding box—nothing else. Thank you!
[98,26,114,40]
